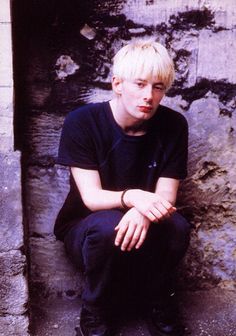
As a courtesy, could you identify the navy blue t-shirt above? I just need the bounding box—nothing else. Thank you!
[54,101,188,240]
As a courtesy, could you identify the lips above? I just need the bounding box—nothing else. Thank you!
[138,105,152,113]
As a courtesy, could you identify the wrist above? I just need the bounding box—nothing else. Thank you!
[123,189,141,208]
[121,188,137,209]
[121,189,130,209]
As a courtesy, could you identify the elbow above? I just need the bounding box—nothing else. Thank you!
[81,193,100,211]
[84,202,99,212]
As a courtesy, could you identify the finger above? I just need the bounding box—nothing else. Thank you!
[150,206,164,220]
[127,226,143,251]
[115,223,129,246]
[160,198,176,212]
[169,206,177,214]
[151,203,172,220]
[146,210,157,222]
[135,227,148,249]
[114,224,120,231]
[154,202,171,217]
[120,224,136,251]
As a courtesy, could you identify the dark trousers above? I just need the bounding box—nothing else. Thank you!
[64,210,190,310]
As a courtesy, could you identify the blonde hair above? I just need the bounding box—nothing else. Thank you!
[112,38,175,90]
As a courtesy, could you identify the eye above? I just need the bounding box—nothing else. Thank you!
[153,85,165,92]
[135,81,145,88]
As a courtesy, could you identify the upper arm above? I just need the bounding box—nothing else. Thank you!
[155,177,180,205]
[71,167,102,203]
[57,110,98,169]
[70,167,123,211]
[159,113,188,180]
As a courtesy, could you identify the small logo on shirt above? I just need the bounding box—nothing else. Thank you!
[148,161,157,169]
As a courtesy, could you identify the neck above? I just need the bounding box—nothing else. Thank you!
[109,98,147,136]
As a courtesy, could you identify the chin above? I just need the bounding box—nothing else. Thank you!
[141,112,154,120]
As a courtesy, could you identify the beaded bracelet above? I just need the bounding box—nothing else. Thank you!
[121,189,130,210]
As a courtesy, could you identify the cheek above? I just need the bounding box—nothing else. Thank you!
[154,93,164,103]
[123,90,138,103]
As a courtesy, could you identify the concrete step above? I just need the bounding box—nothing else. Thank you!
[30,288,236,336]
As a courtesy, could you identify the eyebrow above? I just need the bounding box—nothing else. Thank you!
[135,79,165,86]
[153,82,165,86]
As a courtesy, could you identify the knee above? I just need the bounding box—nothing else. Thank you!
[171,212,190,234]
[166,212,191,252]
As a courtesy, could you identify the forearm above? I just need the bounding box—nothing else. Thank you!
[121,188,176,222]
[155,177,179,206]
[155,189,177,206]
[81,188,123,211]
[82,187,177,217]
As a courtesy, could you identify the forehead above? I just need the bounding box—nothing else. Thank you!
[126,65,167,83]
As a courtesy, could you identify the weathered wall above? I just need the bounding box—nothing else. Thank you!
[12,0,236,306]
[0,0,29,335]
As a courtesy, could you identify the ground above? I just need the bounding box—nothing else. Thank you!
[30,287,236,336]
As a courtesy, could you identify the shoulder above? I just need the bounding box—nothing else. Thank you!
[65,101,109,127]
[152,105,188,133]
[148,105,188,142]
[157,105,187,125]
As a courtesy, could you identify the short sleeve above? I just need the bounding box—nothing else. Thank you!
[57,109,98,169]
[159,115,188,179]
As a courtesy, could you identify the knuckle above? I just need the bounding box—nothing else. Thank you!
[125,234,132,240]
[133,233,140,239]
[132,237,139,244]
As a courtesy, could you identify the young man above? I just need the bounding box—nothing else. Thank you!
[54,39,190,336]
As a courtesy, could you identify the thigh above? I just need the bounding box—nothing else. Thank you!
[64,209,124,269]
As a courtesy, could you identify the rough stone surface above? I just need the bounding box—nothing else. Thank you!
[0,2,29,333]
[0,0,11,23]
[30,236,83,296]
[0,23,13,87]
[25,166,69,236]
[197,29,236,83]
[11,0,236,322]
[0,250,26,277]
[0,151,29,333]
[0,250,27,315]
[0,273,28,315]
[0,7,14,153]
[0,152,24,251]
[0,315,29,336]
[122,0,236,30]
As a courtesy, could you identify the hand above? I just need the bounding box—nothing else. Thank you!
[114,208,151,251]
[124,189,176,222]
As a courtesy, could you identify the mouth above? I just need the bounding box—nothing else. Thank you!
[138,105,153,113]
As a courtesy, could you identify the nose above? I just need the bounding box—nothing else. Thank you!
[143,84,153,102]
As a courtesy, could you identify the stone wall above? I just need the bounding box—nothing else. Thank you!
[0,0,29,335]
[12,0,236,308]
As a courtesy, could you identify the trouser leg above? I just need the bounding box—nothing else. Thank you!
[64,209,124,309]
[144,212,191,301]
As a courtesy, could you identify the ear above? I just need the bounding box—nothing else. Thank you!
[112,76,123,95]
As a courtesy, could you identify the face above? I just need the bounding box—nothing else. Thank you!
[113,77,166,123]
